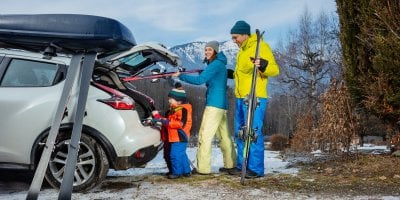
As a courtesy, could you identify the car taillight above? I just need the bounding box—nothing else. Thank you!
[99,96,134,110]
[93,82,135,110]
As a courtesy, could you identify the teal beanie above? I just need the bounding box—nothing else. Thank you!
[168,88,187,102]
[230,20,251,35]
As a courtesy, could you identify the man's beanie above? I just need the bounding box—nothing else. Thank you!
[205,41,219,52]
[230,20,251,35]
[168,88,187,102]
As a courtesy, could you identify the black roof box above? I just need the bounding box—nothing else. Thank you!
[0,14,136,55]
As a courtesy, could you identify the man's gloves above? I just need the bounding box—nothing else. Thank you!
[258,58,268,72]
[250,57,269,72]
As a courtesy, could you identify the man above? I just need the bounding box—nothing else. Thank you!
[228,20,279,178]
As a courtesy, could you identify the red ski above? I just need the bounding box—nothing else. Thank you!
[122,69,202,82]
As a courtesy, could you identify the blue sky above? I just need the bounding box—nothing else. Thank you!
[0,0,337,48]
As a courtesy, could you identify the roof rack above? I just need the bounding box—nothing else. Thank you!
[0,14,136,56]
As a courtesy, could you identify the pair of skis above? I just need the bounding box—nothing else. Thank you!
[240,29,264,185]
[26,52,96,200]
[122,69,202,82]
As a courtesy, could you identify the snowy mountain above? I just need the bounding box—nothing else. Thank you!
[169,40,239,70]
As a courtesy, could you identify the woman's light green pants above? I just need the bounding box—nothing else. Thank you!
[196,106,236,173]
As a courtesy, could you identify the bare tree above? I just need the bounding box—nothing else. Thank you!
[275,8,342,133]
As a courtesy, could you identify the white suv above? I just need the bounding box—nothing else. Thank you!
[0,14,180,192]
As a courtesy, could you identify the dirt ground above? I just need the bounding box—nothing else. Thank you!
[1,154,399,199]
[99,153,400,199]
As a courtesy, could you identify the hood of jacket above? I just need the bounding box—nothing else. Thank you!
[213,51,227,66]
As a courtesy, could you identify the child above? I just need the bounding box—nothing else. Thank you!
[152,84,193,179]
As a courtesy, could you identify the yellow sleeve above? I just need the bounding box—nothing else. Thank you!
[259,42,279,77]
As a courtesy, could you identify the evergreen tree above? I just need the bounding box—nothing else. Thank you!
[336,0,400,129]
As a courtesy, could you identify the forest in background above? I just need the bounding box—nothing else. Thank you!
[133,0,400,154]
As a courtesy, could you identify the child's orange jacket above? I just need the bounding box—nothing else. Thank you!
[161,103,192,143]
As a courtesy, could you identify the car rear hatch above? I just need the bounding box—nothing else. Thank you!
[93,42,181,119]
[97,42,180,75]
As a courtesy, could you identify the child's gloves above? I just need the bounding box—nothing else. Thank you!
[148,110,169,126]
[152,110,162,119]
[143,117,153,126]
[152,118,169,126]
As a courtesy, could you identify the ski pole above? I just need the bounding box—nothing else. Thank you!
[122,69,202,82]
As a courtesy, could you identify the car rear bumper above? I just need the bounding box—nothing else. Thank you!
[113,141,162,170]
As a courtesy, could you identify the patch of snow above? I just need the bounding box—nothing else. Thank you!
[108,147,298,177]
[356,144,391,155]
[357,144,388,150]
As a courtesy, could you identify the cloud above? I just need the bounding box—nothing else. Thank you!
[126,0,242,32]
[0,0,337,46]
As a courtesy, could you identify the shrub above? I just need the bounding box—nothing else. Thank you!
[270,134,289,151]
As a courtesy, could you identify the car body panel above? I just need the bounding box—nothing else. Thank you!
[0,85,62,163]
[0,14,171,191]
[75,88,161,157]
[0,49,161,167]
[0,52,65,163]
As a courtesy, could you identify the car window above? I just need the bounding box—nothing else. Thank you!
[118,52,147,69]
[0,58,59,87]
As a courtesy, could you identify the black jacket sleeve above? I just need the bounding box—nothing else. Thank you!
[227,69,234,79]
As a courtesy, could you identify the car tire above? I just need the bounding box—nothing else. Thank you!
[44,133,109,192]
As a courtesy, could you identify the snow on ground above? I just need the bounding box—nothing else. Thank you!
[108,147,298,177]
[0,147,298,200]
[1,145,398,200]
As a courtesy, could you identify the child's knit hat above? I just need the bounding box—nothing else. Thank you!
[168,88,187,102]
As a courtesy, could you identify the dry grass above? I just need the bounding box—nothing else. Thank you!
[270,134,289,151]
[136,155,400,197]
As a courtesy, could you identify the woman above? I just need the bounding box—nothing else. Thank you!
[175,41,236,174]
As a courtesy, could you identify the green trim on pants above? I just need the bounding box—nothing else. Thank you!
[196,106,236,173]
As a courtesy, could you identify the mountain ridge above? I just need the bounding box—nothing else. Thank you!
[169,40,239,70]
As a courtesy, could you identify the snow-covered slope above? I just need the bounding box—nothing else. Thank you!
[169,40,239,70]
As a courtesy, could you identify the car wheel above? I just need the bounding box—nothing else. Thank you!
[44,133,109,191]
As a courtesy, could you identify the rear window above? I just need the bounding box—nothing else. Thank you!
[0,59,59,87]
[118,52,147,68]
